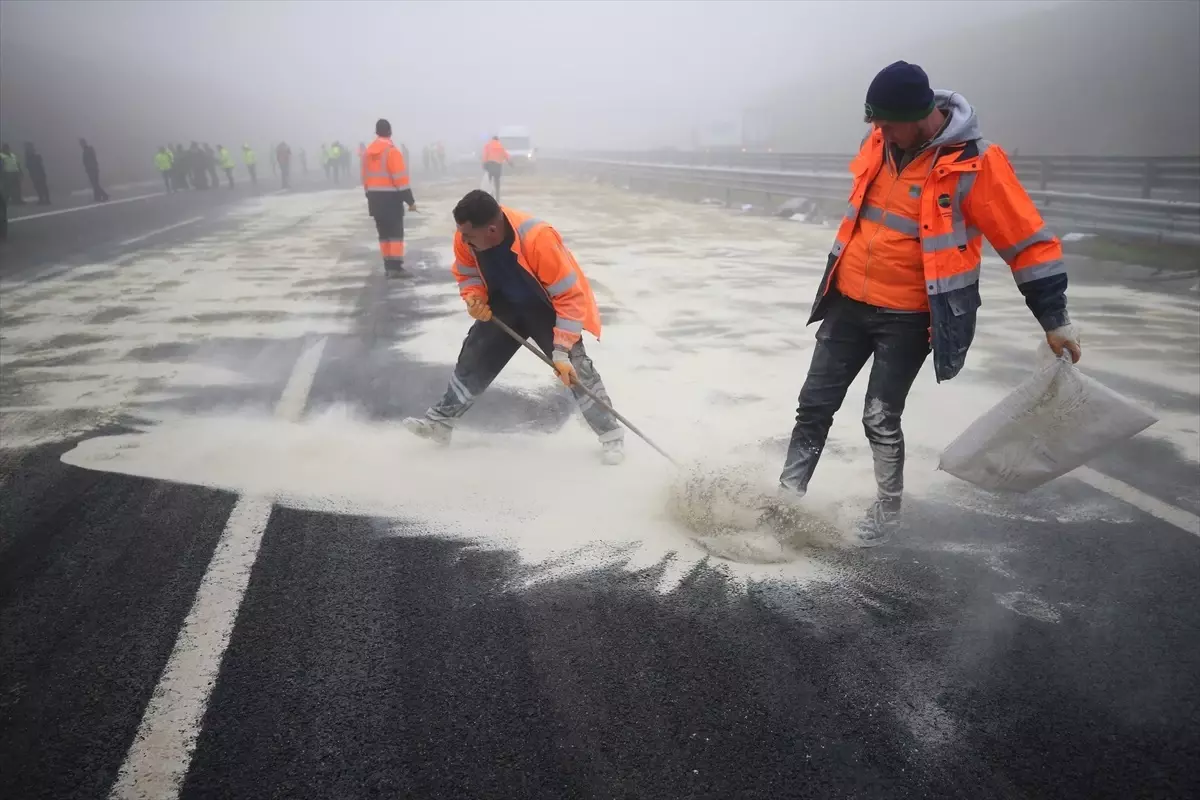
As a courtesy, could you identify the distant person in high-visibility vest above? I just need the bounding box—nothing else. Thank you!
[361,118,416,278]
[217,144,235,188]
[481,135,510,199]
[242,144,258,187]
[155,146,174,193]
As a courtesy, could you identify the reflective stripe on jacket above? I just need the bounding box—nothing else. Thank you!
[361,137,410,192]
[810,91,1069,383]
[451,207,601,350]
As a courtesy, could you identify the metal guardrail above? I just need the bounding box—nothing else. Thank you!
[546,155,1200,246]
[561,150,1200,201]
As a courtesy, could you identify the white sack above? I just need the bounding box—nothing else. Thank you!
[939,344,1158,492]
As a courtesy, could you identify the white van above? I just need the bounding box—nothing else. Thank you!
[497,125,535,169]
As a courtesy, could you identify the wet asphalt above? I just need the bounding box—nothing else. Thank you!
[1,177,1198,800]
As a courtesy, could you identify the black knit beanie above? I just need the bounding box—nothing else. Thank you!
[864,61,935,122]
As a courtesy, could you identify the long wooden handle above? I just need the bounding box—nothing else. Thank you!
[489,317,678,466]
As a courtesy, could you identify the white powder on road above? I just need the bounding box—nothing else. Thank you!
[61,407,840,592]
[46,177,1200,594]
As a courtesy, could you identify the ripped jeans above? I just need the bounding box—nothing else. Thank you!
[779,295,931,509]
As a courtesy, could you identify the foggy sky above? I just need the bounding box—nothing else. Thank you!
[2,0,1062,151]
[2,0,1197,191]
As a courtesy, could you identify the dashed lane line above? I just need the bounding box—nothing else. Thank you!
[118,216,205,247]
[9,192,164,222]
[107,337,327,800]
[1075,466,1200,537]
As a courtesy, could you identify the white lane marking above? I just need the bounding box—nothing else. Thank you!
[119,216,205,247]
[1075,466,1200,537]
[72,179,160,197]
[108,337,327,800]
[10,192,163,222]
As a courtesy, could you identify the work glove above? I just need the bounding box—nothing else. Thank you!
[1046,324,1082,363]
[464,295,492,321]
[408,203,417,212]
[552,350,577,386]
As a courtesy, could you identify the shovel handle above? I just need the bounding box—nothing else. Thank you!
[488,317,677,466]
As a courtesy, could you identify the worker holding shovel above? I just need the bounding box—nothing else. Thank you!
[402,190,626,465]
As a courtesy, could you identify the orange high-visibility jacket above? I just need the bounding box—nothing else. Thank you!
[451,207,601,351]
[810,91,1069,382]
[481,140,509,164]
[361,137,410,192]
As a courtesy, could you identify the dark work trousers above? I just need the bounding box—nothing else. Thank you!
[87,170,109,201]
[248,165,257,187]
[224,168,234,189]
[373,208,405,270]
[31,172,49,204]
[484,162,502,200]
[280,162,290,189]
[161,171,172,193]
[425,301,623,443]
[780,295,931,509]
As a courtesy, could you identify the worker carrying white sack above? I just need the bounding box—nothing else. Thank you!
[775,61,1081,547]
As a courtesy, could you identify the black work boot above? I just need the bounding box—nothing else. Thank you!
[385,261,409,279]
[853,499,901,548]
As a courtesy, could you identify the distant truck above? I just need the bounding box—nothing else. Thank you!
[496,125,535,170]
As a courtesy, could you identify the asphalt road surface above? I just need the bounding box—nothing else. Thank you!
[1,173,1198,800]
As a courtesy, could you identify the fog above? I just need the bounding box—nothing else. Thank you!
[2,0,1197,187]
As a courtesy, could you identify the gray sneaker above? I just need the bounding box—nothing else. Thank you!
[601,438,625,465]
[402,416,452,446]
[853,500,901,548]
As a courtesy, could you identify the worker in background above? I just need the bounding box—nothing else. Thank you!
[0,144,24,205]
[217,144,235,188]
[339,141,351,181]
[203,143,219,188]
[422,145,431,173]
[775,61,1080,547]
[79,139,109,202]
[276,141,292,189]
[357,141,366,170]
[403,190,625,465]
[242,143,258,187]
[436,141,446,173]
[299,148,308,175]
[189,142,209,189]
[321,143,332,181]
[156,146,174,193]
[24,143,49,205]
[171,143,188,191]
[361,118,415,278]
[269,142,278,177]
[331,142,344,183]
[481,135,510,200]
